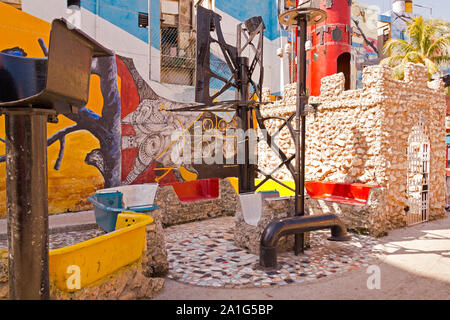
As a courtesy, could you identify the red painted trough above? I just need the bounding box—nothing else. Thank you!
[160,178,220,202]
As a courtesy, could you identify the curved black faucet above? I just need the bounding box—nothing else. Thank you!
[260,213,352,269]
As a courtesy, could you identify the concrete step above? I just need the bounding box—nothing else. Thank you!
[0,210,96,239]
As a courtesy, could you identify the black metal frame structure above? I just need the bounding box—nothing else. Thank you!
[257,3,352,269]
[171,4,350,263]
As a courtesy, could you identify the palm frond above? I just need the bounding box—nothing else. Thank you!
[392,64,405,80]
[380,55,405,67]
[381,16,450,79]
[407,16,424,48]
[433,55,450,67]
[427,35,450,58]
[403,51,424,64]
[383,38,415,56]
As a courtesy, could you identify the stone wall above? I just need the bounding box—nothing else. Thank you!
[308,187,387,236]
[234,197,297,255]
[153,178,238,227]
[259,63,447,232]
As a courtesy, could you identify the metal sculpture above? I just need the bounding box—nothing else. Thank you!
[182,6,266,193]
[0,18,113,300]
[172,3,350,266]
[174,5,313,216]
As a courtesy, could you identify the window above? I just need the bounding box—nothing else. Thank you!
[67,0,80,8]
[138,12,149,28]
[337,52,351,90]
[160,0,196,85]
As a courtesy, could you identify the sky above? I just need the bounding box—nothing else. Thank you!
[359,0,450,21]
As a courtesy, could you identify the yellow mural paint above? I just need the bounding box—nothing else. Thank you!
[0,3,107,217]
[179,166,198,181]
[0,3,50,58]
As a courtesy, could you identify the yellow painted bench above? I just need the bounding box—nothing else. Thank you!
[226,177,295,197]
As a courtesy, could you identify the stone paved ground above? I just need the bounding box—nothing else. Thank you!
[0,227,106,250]
[165,216,382,288]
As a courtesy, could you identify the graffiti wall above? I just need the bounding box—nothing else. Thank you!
[0,3,111,216]
[117,55,239,186]
[351,2,380,89]
[0,3,239,217]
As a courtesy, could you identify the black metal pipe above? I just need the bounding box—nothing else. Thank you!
[259,214,352,269]
[294,16,308,255]
[236,56,255,194]
[5,109,50,300]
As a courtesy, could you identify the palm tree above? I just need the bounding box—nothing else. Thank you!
[381,16,450,81]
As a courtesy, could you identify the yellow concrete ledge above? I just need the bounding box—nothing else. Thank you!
[227,177,295,197]
[50,212,153,292]
[1,212,153,293]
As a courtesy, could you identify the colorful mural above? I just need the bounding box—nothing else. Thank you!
[351,2,380,89]
[0,3,110,217]
[117,55,238,185]
[0,2,239,217]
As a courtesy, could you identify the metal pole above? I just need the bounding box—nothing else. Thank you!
[236,56,255,194]
[294,16,307,255]
[5,108,50,300]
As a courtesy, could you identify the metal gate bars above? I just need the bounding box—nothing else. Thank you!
[406,119,430,225]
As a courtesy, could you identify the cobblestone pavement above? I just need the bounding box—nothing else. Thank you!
[165,217,383,288]
[0,227,106,250]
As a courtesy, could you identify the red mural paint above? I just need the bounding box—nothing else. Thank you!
[116,56,179,185]
[306,0,352,96]
[116,56,140,183]
[121,123,136,136]
[116,57,139,119]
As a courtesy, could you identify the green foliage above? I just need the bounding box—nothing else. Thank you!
[381,17,450,80]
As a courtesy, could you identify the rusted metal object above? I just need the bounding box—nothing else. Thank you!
[258,4,351,267]
[5,108,52,300]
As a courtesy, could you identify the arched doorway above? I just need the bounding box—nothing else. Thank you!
[337,52,351,90]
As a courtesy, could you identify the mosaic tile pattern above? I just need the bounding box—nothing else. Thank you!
[0,228,106,250]
[165,217,382,288]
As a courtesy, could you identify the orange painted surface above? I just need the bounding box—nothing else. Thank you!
[161,178,219,202]
[0,3,108,217]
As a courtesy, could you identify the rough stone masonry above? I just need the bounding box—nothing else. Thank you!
[258,63,447,235]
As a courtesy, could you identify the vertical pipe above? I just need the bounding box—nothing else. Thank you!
[148,0,152,80]
[236,56,254,194]
[6,110,49,300]
[294,16,307,255]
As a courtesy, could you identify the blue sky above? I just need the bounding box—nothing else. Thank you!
[359,0,450,21]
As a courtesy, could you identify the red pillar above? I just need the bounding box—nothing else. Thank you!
[306,0,352,96]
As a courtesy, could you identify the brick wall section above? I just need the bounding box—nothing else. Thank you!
[153,178,238,227]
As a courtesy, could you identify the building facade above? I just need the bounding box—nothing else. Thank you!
[0,0,425,216]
